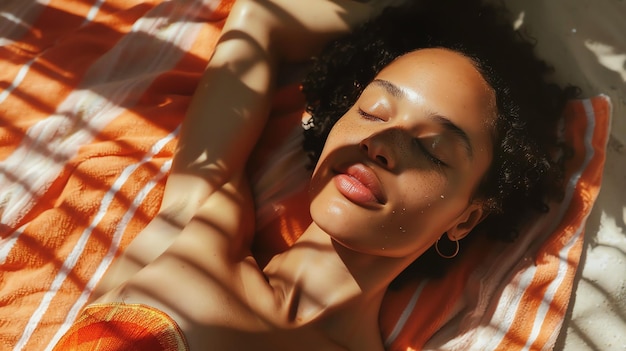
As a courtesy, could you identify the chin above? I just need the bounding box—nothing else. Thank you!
[310,199,351,232]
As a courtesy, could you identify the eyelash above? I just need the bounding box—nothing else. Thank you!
[414,139,447,168]
[357,108,381,121]
[358,108,447,168]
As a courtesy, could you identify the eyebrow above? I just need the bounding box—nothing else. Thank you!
[428,115,474,159]
[372,79,405,99]
[371,79,474,159]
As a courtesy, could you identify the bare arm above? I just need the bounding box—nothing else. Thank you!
[94,172,262,336]
[92,0,405,300]
[164,0,406,223]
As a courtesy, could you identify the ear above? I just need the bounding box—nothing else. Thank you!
[446,202,487,241]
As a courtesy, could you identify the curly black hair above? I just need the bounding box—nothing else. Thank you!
[300,0,577,284]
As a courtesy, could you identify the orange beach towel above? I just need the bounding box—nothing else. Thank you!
[52,304,189,351]
[0,0,610,350]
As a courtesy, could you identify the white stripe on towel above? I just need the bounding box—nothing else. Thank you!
[10,2,212,350]
[385,280,429,347]
[43,129,177,351]
[519,98,598,351]
[483,98,597,350]
[0,0,50,47]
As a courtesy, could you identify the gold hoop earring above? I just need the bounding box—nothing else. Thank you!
[435,237,459,259]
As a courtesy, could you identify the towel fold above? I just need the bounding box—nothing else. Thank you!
[52,304,188,351]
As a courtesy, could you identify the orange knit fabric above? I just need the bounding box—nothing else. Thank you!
[53,304,188,351]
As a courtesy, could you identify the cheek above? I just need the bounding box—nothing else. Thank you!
[399,171,448,210]
[312,118,350,173]
[387,173,466,236]
[309,145,338,200]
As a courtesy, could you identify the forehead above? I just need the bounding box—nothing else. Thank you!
[374,48,497,126]
[371,48,497,171]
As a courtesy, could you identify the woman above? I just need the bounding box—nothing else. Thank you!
[56,0,574,350]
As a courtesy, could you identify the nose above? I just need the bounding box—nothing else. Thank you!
[359,130,401,170]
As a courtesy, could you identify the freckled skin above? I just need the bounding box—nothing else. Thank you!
[309,48,496,258]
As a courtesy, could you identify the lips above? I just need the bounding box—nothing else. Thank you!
[333,164,386,205]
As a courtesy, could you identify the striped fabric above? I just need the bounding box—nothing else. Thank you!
[0,1,610,350]
[378,97,611,351]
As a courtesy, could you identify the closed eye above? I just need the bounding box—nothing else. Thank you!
[414,138,447,168]
[358,106,447,168]
[358,108,383,121]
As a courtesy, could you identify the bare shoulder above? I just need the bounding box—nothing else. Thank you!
[224,0,407,63]
[95,173,276,322]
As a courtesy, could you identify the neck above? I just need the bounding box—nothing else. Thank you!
[262,224,409,349]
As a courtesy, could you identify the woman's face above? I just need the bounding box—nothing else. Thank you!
[309,48,496,259]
